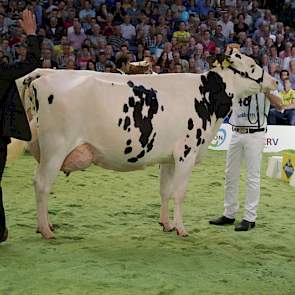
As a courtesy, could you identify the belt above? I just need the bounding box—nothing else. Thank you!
[232,127,266,134]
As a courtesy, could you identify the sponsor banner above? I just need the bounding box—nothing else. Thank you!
[209,124,295,153]
[282,152,295,182]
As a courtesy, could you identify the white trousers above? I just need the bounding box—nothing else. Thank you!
[223,131,265,222]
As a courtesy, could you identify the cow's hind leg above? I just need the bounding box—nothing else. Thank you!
[159,163,175,232]
[34,155,65,239]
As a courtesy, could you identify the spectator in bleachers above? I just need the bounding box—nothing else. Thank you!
[277,69,290,92]
[248,0,261,28]
[41,47,58,68]
[88,24,106,49]
[46,16,64,45]
[289,60,295,89]
[212,24,226,53]
[56,41,76,69]
[268,78,295,125]
[234,13,249,36]
[202,29,216,55]
[281,43,295,70]
[268,62,280,80]
[79,0,95,21]
[68,22,86,50]
[217,11,234,39]
[120,14,136,41]
[156,51,170,73]
[172,21,191,46]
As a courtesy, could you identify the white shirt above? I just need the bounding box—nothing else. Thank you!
[229,93,270,129]
[120,23,136,41]
[217,20,234,38]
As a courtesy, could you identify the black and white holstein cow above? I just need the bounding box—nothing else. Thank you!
[15,49,277,239]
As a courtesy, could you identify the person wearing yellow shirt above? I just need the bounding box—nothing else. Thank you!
[53,36,74,56]
[172,22,191,46]
[268,78,295,125]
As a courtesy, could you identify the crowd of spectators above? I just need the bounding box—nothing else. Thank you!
[1,0,295,123]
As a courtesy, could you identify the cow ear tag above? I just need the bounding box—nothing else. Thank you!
[222,59,231,69]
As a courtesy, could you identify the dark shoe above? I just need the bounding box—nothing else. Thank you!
[209,215,235,225]
[0,227,8,243]
[234,219,255,231]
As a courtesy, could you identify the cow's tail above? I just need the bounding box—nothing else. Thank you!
[7,76,36,164]
[7,139,27,164]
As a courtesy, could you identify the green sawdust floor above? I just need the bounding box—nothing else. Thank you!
[0,151,294,295]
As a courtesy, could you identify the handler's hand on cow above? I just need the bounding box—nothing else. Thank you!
[19,9,36,36]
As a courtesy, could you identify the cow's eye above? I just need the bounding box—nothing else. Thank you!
[251,68,255,73]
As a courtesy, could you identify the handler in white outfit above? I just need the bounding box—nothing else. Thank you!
[210,91,283,231]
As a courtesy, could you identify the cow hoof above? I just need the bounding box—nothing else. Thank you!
[36,227,55,239]
[36,224,54,233]
[41,231,55,240]
[176,228,188,237]
[159,222,175,232]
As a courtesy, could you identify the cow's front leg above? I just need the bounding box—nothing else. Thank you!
[171,155,195,237]
[159,164,175,232]
[34,157,63,239]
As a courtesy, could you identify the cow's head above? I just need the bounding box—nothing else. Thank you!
[213,48,278,97]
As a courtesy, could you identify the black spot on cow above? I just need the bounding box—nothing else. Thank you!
[235,53,242,59]
[147,132,156,153]
[23,77,33,86]
[118,118,122,127]
[196,128,202,139]
[186,134,189,138]
[129,84,158,148]
[112,83,114,86]
[137,150,145,159]
[179,157,184,162]
[195,72,233,130]
[126,139,131,145]
[202,139,205,144]
[124,147,132,154]
[123,104,128,113]
[161,105,164,111]
[188,118,194,130]
[128,157,138,163]
[48,94,54,104]
[29,97,33,102]
[197,138,202,146]
[127,81,134,88]
[184,145,191,158]
[123,116,131,130]
[33,86,39,112]
[128,96,135,107]
[120,82,159,163]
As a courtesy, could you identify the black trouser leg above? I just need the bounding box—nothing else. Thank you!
[0,143,8,240]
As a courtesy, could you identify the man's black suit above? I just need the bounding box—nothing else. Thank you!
[0,35,41,242]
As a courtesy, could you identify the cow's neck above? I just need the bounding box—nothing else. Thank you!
[194,69,234,134]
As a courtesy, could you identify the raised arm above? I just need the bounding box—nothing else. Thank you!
[0,9,41,80]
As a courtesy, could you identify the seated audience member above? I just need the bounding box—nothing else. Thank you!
[277,69,290,92]
[289,60,295,90]
[268,78,295,125]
